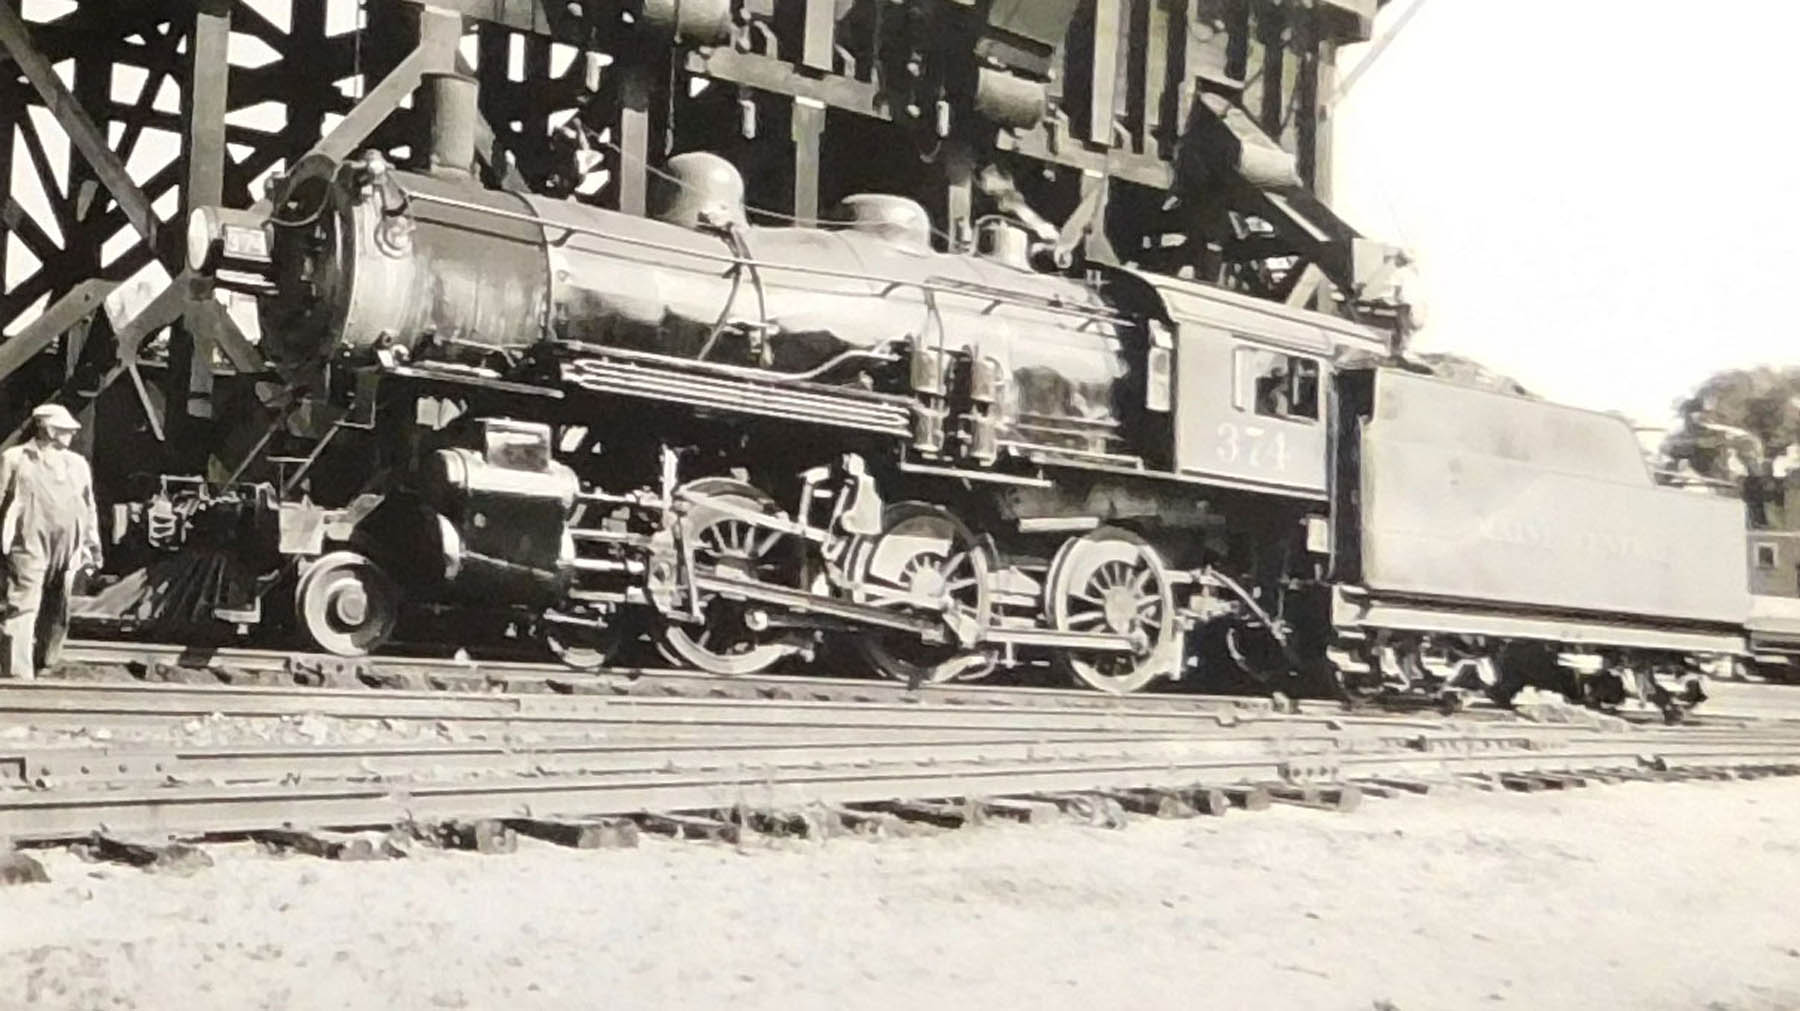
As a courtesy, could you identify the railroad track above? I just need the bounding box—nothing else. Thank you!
[0,677,1495,745]
[52,639,1451,719]
[6,642,1797,855]
[57,640,1774,736]
[6,678,1800,845]
[5,731,1798,844]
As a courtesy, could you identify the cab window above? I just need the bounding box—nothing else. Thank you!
[1234,347,1321,422]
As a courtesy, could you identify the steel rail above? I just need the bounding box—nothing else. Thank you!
[0,680,1469,738]
[9,731,1363,788]
[34,729,1800,791]
[5,740,1797,843]
[68,641,1773,733]
[57,640,1313,717]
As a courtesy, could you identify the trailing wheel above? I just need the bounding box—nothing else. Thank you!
[295,550,400,656]
[846,502,995,685]
[655,479,794,676]
[1046,528,1179,694]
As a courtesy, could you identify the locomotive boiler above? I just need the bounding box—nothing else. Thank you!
[159,71,1753,717]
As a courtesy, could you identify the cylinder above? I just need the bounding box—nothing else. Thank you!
[423,72,478,178]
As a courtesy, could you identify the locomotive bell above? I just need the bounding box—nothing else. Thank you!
[833,194,933,253]
[977,217,1033,270]
[651,153,749,231]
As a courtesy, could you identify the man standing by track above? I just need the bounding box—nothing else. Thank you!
[0,404,101,679]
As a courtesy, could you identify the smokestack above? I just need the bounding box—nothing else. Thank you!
[422,72,478,178]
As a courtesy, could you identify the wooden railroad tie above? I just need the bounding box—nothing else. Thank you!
[403,818,517,854]
[1498,773,1559,792]
[76,832,213,875]
[1031,793,1129,828]
[724,807,836,840]
[1100,786,1230,818]
[1265,783,1362,814]
[506,817,641,850]
[254,828,396,861]
[974,797,1062,825]
[861,799,982,829]
[1363,776,1434,795]
[824,805,914,837]
[634,812,742,844]
[1220,785,1273,811]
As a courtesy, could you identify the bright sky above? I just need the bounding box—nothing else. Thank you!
[1332,0,1800,433]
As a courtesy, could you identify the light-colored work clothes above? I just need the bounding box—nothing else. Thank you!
[0,442,101,677]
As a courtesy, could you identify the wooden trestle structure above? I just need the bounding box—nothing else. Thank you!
[0,0,1397,460]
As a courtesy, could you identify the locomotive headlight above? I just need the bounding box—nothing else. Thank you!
[186,207,219,273]
[187,206,272,278]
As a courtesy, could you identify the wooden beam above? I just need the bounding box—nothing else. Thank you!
[0,279,115,384]
[292,7,461,167]
[400,0,555,36]
[790,97,825,224]
[0,2,165,265]
[180,0,233,419]
[1088,0,1122,145]
[802,0,836,73]
[186,297,264,375]
[614,63,654,216]
[184,0,232,212]
[1257,5,1286,139]
[111,280,191,365]
[0,81,12,291]
[684,48,886,122]
[1281,262,1328,308]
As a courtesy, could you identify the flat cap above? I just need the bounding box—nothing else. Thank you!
[31,404,80,430]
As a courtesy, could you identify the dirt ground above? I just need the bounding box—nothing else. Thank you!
[2,779,1798,1011]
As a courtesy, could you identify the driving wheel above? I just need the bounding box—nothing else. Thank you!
[847,502,995,685]
[1046,528,1179,694]
[655,478,795,676]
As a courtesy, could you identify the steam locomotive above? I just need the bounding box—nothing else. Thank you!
[113,72,1747,716]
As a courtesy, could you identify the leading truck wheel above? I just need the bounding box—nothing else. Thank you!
[296,551,400,656]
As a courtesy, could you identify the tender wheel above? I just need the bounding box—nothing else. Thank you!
[656,479,795,676]
[847,503,995,685]
[1047,528,1179,694]
[295,551,399,657]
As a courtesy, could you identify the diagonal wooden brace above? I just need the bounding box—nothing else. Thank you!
[0,3,167,268]
[0,279,115,385]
